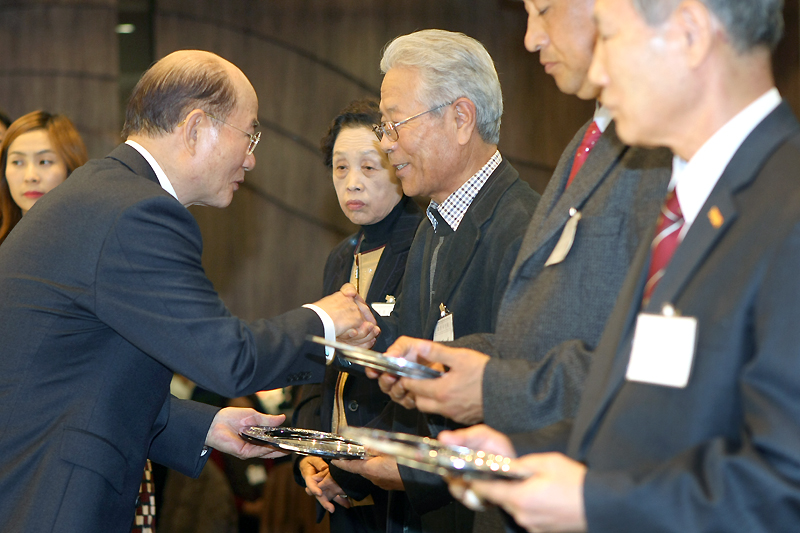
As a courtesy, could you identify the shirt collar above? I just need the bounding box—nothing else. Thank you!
[593,104,612,134]
[672,87,781,235]
[426,150,502,232]
[125,140,181,203]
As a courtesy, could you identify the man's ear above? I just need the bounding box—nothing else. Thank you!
[453,98,478,146]
[673,0,715,69]
[181,109,206,156]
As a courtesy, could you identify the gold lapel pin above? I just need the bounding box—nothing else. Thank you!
[708,206,724,228]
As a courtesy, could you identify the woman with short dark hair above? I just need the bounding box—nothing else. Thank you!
[294,98,423,533]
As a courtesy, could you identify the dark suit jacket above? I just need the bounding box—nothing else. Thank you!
[293,197,423,533]
[375,159,540,349]
[0,144,327,532]
[376,160,540,533]
[451,121,672,434]
[566,102,800,531]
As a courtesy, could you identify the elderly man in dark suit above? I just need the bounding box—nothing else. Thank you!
[333,29,540,533]
[0,50,375,532]
[434,0,800,531]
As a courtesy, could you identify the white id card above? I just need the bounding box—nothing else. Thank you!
[626,310,698,388]
[545,208,581,267]
[433,307,454,342]
[371,302,395,317]
[245,463,268,486]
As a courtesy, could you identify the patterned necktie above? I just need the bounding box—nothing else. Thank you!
[132,460,156,533]
[566,121,601,189]
[642,188,684,306]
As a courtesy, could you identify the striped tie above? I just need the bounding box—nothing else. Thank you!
[643,188,683,306]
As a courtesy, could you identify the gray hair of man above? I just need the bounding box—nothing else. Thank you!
[121,53,237,138]
[632,0,784,53]
[380,29,503,145]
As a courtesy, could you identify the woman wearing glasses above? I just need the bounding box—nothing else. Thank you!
[293,98,423,533]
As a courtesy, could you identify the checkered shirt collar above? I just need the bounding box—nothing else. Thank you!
[426,150,502,232]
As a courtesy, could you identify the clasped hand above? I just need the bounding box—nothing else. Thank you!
[314,283,380,348]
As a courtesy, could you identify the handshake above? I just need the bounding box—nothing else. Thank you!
[311,282,381,348]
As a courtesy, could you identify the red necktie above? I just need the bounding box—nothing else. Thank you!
[566,121,601,189]
[642,189,684,306]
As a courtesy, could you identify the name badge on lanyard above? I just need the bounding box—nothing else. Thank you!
[545,208,581,266]
[626,304,698,388]
[371,295,396,317]
[433,303,454,342]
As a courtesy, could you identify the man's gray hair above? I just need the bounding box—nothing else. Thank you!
[380,29,503,144]
[632,0,784,52]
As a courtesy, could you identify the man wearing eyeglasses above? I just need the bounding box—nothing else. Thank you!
[0,49,376,532]
[322,29,540,533]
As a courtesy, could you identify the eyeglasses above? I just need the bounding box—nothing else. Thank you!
[205,113,261,155]
[372,101,453,142]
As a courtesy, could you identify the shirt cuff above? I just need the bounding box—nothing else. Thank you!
[303,303,336,362]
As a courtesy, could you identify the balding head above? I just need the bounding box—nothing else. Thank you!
[122,50,260,209]
[122,50,243,138]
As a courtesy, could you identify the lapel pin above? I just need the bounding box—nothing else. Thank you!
[707,206,724,228]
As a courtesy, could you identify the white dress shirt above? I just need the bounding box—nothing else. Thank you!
[427,150,502,232]
[672,88,781,237]
[594,104,613,134]
[125,140,180,202]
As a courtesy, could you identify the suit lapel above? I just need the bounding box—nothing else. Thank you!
[335,234,359,291]
[644,194,737,311]
[423,162,515,337]
[424,209,478,338]
[326,199,416,306]
[548,122,628,239]
[571,102,800,457]
[509,121,627,281]
[542,121,589,215]
[646,102,799,310]
[367,241,396,305]
[366,201,422,303]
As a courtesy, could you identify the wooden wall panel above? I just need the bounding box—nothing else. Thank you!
[776,0,800,115]
[0,0,119,158]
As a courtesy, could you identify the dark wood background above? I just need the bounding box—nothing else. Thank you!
[0,0,796,321]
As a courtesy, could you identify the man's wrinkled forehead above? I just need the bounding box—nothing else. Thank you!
[379,67,424,117]
[379,99,399,118]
